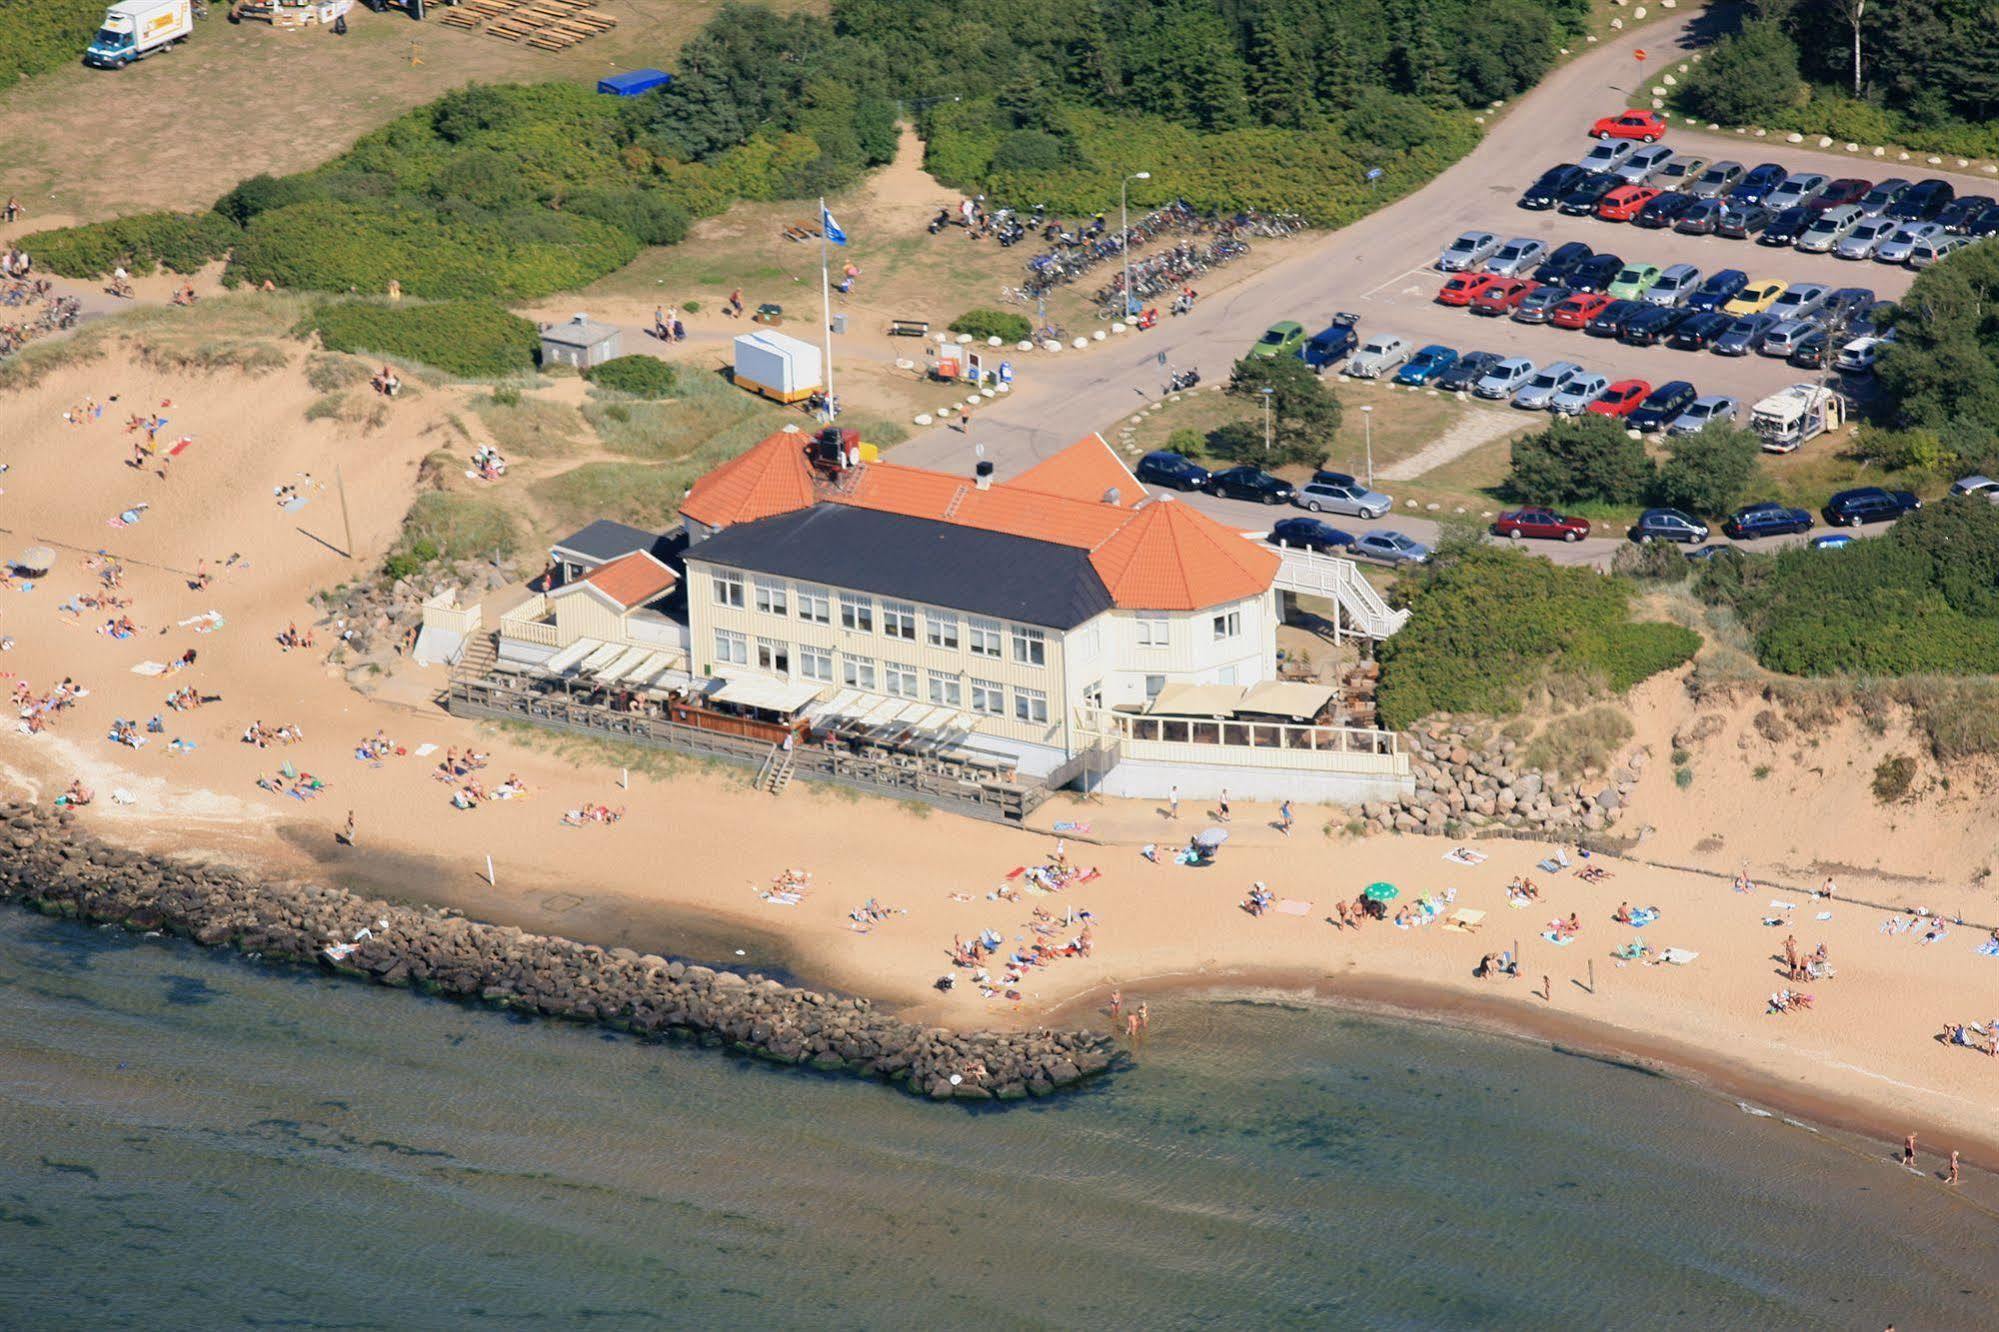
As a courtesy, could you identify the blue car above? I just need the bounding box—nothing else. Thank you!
[1810,533,1855,550]
[1395,344,1459,385]
[1731,162,1791,206]
[1134,450,1212,492]
[1684,269,1750,313]
[1300,314,1361,371]
[1722,502,1814,540]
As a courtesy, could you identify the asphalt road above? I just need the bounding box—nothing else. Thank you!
[890,4,1979,569]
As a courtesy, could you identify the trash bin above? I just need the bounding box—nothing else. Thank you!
[831,313,849,335]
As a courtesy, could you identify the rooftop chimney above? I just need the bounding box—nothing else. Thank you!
[974,459,994,491]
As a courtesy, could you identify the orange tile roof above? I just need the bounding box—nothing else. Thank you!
[1087,496,1280,612]
[679,428,817,528]
[841,462,1134,550]
[578,551,679,610]
[1007,434,1146,507]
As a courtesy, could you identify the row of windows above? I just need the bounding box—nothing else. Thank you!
[711,571,1048,665]
[713,631,1048,722]
[1134,609,1242,644]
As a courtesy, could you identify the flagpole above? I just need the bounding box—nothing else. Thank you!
[819,196,835,421]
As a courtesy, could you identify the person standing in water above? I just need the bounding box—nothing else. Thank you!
[1903,1133,1918,1168]
[1947,1150,1961,1186]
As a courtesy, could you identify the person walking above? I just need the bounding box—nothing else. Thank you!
[340,810,356,847]
[957,409,970,433]
[1168,785,1179,820]
[654,305,668,339]
[1278,799,1293,835]
[1903,1133,1918,1168]
[1947,1149,1961,1185]
[728,287,745,318]
[1216,788,1230,823]
[1109,988,1122,1020]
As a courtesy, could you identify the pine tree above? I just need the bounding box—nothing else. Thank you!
[1246,18,1316,127]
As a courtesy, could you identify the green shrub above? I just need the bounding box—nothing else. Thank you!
[0,0,104,80]
[1523,705,1634,776]
[1610,539,1692,583]
[947,308,1034,343]
[1872,753,1917,803]
[1225,354,1339,467]
[1677,20,1805,126]
[396,491,520,562]
[1673,766,1694,789]
[1652,424,1762,519]
[307,300,540,379]
[1507,415,1654,506]
[19,211,239,278]
[588,355,679,398]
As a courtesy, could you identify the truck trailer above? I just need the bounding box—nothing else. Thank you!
[85,0,194,67]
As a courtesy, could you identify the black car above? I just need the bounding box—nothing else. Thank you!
[1586,298,1647,338]
[1538,240,1595,285]
[1674,198,1729,235]
[1633,192,1698,229]
[1848,300,1895,339]
[1967,205,1999,239]
[1311,468,1360,488]
[1269,516,1356,552]
[1135,450,1212,492]
[1858,177,1911,216]
[1520,163,1588,210]
[1568,253,1625,293]
[1723,502,1814,540]
[1209,466,1295,505]
[1822,487,1921,526]
[1618,305,1695,346]
[1757,205,1815,246]
[1731,163,1790,205]
[1685,268,1750,312]
[1787,328,1831,369]
[1938,194,1996,233]
[1511,283,1572,324]
[1631,507,1711,544]
[1556,171,1622,215]
[1627,380,1699,432]
[1715,203,1774,238]
[1822,286,1876,323]
[1887,178,1954,222]
[1668,310,1734,351]
[1436,350,1503,392]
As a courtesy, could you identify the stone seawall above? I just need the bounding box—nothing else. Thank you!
[0,803,1119,1102]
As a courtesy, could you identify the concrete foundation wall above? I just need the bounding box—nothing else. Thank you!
[1086,758,1414,806]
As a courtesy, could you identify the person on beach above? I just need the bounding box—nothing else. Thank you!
[1335,899,1351,930]
[1125,1011,1139,1039]
[1109,988,1121,1020]
[1904,1133,1918,1168]
[1137,1002,1149,1033]
[1168,785,1179,820]
[1277,800,1292,835]
[1948,1150,1961,1185]
[1216,789,1230,823]
[341,810,356,847]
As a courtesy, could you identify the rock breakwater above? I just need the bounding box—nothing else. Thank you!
[0,802,1118,1102]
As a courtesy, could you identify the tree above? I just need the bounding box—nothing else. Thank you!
[1874,239,1999,462]
[1506,415,1655,505]
[1652,424,1762,517]
[1225,355,1342,465]
[1679,19,1804,125]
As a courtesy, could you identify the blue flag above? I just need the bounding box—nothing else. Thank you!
[822,208,848,246]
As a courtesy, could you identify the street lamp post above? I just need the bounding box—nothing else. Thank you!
[1261,386,1275,454]
[1361,404,1375,488]
[1121,171,1151,318]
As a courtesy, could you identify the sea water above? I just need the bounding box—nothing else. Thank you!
[2,908,1995,1330]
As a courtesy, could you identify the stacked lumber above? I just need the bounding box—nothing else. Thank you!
[464,0,616,48]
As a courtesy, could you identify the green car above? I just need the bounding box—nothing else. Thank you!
[1248,320,1305,359]
[1606,263,1662,302]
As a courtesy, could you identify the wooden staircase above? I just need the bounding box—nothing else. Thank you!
[454,630,498,680]
[754,742,797,796]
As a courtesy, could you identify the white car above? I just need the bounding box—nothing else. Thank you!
[1346,335,1413,378]
[1835,334,1886,373]
[1874,222,1943,265]
[1666,395,1740,436]
[1474,356,1536,399]
[1485,237,1548,277]
[1438,230,1502,272]
[1547,370,1611,415]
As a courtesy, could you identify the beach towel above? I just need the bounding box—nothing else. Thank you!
[414,743,438,758]
[1444,909,1486,933]
[1444,847,1487,866]
[111,789,135,805]
[178,611,225,633]
[1768,900,1797,912]
[763,892,802,906]
[1660,948,1698,965]
[282,497,309,514]
[1276,899,1312,917]
[1506,897,1530,909]
[1627,907,1659,928]
[1815,910,1833,921]
[1052,821,1090,835]
[169,436,194,457]
[131,661,168,676]
[1975,942,1999,958]
[1537,858,1563,874]
[1540,931,1575,947]
[1920,928,1950,945]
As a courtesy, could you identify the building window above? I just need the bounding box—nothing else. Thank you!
[927,672,963,707]
[713,570,745,609]
[798,645,833,682]
[1011,624,1047,667]
[797,584,830,625]
[756,638,789,674]
[882,600,917,641]
[713,629,748,666]
[926,612,959,651]
[970,679,1005,716]
[1081,681,1103,709]
[1145,674,1166,699]
[969,617,1003,658]
[840,593,874,633]
[754,578,788,616]
[1212,609,1241,641]
[1013,687,1049,725]
[842,656,877,691]
[1136,612,1169,647]
[884,662,918,697]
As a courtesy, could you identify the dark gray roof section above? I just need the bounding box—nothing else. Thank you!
[540,317,621,347]
[689,507,1114,629]
[550,520,677,567]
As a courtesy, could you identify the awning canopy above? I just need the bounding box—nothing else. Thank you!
[579,641,625,674]
[1146,683,1247,718]
[543,637,606,676]
[708,674,825,716]
[1238,680,1336,721]
[593,645,653,681]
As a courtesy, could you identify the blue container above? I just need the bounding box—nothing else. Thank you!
[597,69,673,97]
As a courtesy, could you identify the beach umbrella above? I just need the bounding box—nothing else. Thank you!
[1363,881,1400,903]
[1193,827,1230,849]
[14,546,54,575]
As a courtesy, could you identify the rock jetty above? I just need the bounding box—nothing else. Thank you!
[0,802,1118,1102]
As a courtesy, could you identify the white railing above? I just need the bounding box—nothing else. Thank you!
[1073,707,1406,776]
[420,586,482,637]
[498,593,559,648]
[1266,541,1410,640]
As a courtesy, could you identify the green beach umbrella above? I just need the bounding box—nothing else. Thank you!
[1363,881,1399,903]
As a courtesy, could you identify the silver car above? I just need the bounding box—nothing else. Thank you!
[1353,530,1432,565]
[1769,282,1830,322]
[1948,474,1999,499]
[1644,263,1702,307]
[1614,144,1675,184]
[1438,230,1502,272]
[1346,334,1413,377]
[1835,334,1886,373]
[1908,234,1967,269]
[1757,319,1818,358]
[1474,356,1537,399]
[1797,205,1863,254]
[1512,360,1582,410]
[1667,395,1739,436]
[1548,370,1611,415]
[1485,237,1548,277]
[1874,222,1942,264]
[1685,160,1744,199]
[1581,139,1637,173]
[1293,480,1392,519]
[1834,215,1897,260]
[1766,171,1830,211]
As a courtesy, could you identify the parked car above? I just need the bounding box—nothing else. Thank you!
[1713,312,1781,356]
[1684,268,1750,312]
[1722,502,1814,540]
[1486,237,1550,277]
[1724,279,1787,315]
[1810,533,1856,549]
[1796,204,1864,253]
[1558,171,1624,215]
[1715,202,1775,238]
[1209,466,1296,505]
[1437,272,1503,306]
[1618,304,1695,346]
[1653,154,1709,191]
[1857,177,1911,216]
[1249,321,1307,358]
[1551,291,1616,328]
[1673,198,1730,235]
[1300,314,1362,371]
[1730,163,1791,205]
[1757,318,1820,359]
[1686,160,1745,198]
[1135,451,1212,492]
[1767,172,1830,211]
[1438,230,1502,272]
[1887,178,1954,221]
[1596,184,1663,221]
[1436,350,1504,392]
[1631,507,1711,543]
[1821,286,1876,325]
[1685,543,1737,562]
[1627,380,1699,432]
[1511,283,1573,323]
[1874,222,1942,265]
[1634,191,1699,229]
[1591,109,1668,141]
[1346,335,1413,378]
[1512,360,1583,410]
[1470,277,1540,316]
[1353,531,1432,565]
[1847,300,1894,338]
[1567,252,1625,293]
[1948,474,1999,498]
[1757,205,1816,246]
[1268,517,1356,553]
[1394,344,1460,385]
[1835,215,1898,260]
[1644,262,1703,306]
[1967,205,1999,238]
[1769,282,1830,322]
[1666,394,1740,436]
[1607,262,1662,300]
[1473,356,1537,399]
[1520,163,1589,210]
[1823,486,1921,526]
[1811,178,1873,211]
[1908,234,1968,269]
[1787,328,1832,369]
[1936,194,1994,233]
[1586,298,1648,338]
[1493,507,1591,542]
[1835,334,1888,374]
[1548,370,1612,414]
[1587,378,1651,417]
[1613,145,1676,185]
[1538,240,1595,285]
[1668,310,1734,350]
[1293,480,1392,519]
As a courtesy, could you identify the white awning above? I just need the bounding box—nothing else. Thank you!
[639,665,698,693]
[814,688,864,722]
[612,650,670,684]
[1147,683,1247,718]
[710,674,825,715]
[543,637,604,676]
[856,696,904,727]
[579,641,625,674]
[1238,680,1337,720]
[594,645,652,680]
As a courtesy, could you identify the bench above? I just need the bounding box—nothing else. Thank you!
[888,318,929,338]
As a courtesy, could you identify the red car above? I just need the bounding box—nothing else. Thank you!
[1470,277,1539,316]
[1493,507,1592,542]
[1550,291,1615,330]
[1437,272,1503,306]
[1591,109,1667,142]
[1595,184,1662,222]
[1586,378,1651,417]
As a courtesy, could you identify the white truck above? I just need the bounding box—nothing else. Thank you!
[85,0,194,68]
[1750,383,1846,454]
